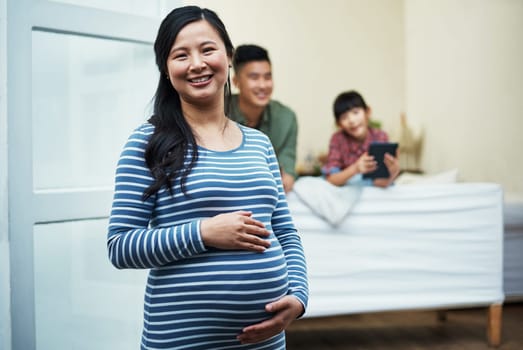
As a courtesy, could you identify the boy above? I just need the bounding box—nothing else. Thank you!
[322,90,400,188]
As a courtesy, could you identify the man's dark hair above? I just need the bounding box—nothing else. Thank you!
[232,44,271,73]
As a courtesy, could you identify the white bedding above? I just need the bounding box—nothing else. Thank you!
[286,182,504,318]
[293,176,362,226]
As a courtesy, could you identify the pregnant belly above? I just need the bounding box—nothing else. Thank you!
[144,245,289,325]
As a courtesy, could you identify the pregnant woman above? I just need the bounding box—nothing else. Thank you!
[106,5,308,350]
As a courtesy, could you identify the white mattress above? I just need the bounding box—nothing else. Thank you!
[286,183,504,317]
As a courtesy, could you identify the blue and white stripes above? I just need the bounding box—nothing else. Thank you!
[107,122,308,349]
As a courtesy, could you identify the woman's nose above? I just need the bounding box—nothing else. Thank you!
[189,55,206,71]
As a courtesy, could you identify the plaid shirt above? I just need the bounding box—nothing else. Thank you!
[322,127,389,176]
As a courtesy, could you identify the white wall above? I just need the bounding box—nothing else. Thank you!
[184,0,405,163]
[405,0,523,195]
[1,0,12,348]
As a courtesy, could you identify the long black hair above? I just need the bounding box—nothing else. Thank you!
[143,6,234,200]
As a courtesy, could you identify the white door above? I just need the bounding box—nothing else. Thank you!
[7,1,179,349]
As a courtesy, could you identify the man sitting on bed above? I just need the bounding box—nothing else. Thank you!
[322,90,400,188]
[229,44,298,193]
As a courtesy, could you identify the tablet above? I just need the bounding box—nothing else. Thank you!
[362,142,399,179]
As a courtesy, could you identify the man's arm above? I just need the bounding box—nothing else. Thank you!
[276,112,297,179]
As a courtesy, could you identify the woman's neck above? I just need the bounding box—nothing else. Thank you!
[181,99,240,151]
[182,98,225,126]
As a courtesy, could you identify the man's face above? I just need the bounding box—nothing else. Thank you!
[233,60,273,108]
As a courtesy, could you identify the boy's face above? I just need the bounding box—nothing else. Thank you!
[233,60,273,108]
[337,107,369,141]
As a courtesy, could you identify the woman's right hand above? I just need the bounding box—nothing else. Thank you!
[200,211,271,252]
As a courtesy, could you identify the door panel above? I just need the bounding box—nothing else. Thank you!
[8,1,180,349]
[34,220,148,350]
[32,30,156,190]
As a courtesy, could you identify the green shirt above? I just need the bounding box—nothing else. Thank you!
[229,94,298,178]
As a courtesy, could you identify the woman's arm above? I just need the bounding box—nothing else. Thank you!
[266,144,308,309]
[107,125,207,269]
[237,143,308,344]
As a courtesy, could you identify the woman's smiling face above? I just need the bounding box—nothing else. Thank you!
[166,19,231,106]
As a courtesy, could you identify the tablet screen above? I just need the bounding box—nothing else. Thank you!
[362,142,398,179]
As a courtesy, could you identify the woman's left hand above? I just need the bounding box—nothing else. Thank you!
[236,295,304,344]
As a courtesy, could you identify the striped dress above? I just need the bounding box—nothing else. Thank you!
[107,122,309,350]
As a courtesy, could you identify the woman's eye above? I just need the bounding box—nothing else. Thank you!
[171,51,187,60]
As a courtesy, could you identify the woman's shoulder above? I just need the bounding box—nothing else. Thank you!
[237,123,270,140]
[123,121,155,149]
[126,121,155,141]
[133,121,155,136]
[236,123,273,152]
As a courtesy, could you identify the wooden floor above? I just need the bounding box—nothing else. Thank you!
[286,302,523,349]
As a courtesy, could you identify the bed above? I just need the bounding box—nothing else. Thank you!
[286,179,504,347]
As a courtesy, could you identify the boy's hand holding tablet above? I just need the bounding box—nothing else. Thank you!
[362,142,400,180]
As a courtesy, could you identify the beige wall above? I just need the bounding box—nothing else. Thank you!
[405,0,523,195]
[183,0,522,195]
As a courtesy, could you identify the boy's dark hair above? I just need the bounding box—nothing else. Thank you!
[333,90,369,121]
[232,44,271,73]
